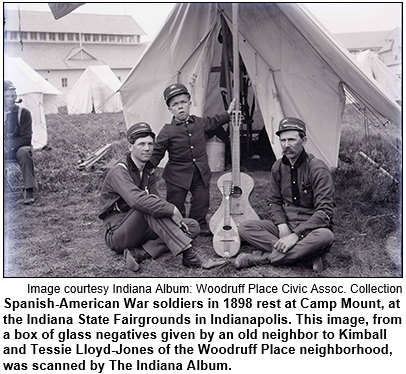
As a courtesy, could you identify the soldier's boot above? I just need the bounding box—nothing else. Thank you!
[182,246,226,270]
[235,250,272,270]
[124,248,151,272]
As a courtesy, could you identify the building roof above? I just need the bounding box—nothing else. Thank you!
[4,9,146,36]
[5,42,148,70]
[334,30,390,51]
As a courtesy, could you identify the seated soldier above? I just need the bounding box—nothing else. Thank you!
[4,80,36,204]
[99,122,225,272]
[236,117,334,272]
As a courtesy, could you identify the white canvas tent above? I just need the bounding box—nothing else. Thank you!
[4,55,62,149]
[356,49,401,103]
[120,3,401,168]
[67,65,122,115]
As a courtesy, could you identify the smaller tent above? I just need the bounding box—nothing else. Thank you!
[356,50,401,103]
[4,55,62,149]
[66,65,122,114]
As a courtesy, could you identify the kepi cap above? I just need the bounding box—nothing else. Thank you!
[127,122,155,144]
[4,80,16,91]
[276,117,306,136]
[163,83,190,105]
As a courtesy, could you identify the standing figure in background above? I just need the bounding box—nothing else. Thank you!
[236,117,335,272]
[150,83,235,236]
[4,80,36,204]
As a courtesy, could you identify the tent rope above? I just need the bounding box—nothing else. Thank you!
[344,87,401,153]
[93,90,119,113]
[21,94,112,155]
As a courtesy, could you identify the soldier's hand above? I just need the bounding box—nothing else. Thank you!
[274,233,299,253]
[171,206,184,226]
[277,223,291,238]
[227,98,236,114]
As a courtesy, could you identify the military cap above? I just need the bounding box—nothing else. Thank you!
[127,122,155,144]
[163,83,190,106]
[276,117,306,136]
[4,80,16,91]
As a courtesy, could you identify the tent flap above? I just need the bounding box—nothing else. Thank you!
[120,3,401,169]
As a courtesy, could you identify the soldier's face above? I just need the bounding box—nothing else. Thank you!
[4,90,17,111]
[279,130,306,163]
[168,94,191,121]
[130,135,154,164]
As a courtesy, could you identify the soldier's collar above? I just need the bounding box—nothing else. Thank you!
[171,115,195,125]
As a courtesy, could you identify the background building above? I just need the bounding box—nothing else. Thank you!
[335,28,401,78]
[4,10,148,101]
[378,27,402,78]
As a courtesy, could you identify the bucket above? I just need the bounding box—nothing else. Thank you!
[206,137,225,172]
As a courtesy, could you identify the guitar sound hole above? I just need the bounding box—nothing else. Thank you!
[223,225,232,231]
[232,186,242,198]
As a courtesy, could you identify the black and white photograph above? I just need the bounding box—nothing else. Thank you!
[2,3,404,374]
[3,3,402,278]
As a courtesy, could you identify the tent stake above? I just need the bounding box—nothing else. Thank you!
[358,151,399,184]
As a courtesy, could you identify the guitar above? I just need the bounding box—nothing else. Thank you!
[212,180,240,258]
[209,111,259,241]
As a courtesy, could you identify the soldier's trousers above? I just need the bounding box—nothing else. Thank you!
[238,219,334,266]
[103,209,200,258]
[16,146,36,189]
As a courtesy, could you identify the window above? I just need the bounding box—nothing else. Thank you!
[93,34,99,42]
[30,32,37,40]
[109,34,115,42]
[49,33,56,41]
[58,33,65,41]
[101,35,108,42]
[84,34,91,42]
[10,31,18,40]
[20,32,27,39]
[75,33,80,41]
[67,33,74,41]
[62,78,68,88]
[117,35,123,43]
[40,32,47,40]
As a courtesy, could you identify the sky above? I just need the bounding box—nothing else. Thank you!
[3,3,402,41]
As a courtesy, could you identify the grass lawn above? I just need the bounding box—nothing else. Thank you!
[3,105,402,277]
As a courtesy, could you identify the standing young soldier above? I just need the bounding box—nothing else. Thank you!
[150,83,235,236]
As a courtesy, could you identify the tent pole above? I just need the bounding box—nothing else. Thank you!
[232,3,240,110]
[232,3,240,152]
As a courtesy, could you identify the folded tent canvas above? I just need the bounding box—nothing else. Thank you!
[119,3,400,168]
[66,65,122,114]
[4,54,62,149]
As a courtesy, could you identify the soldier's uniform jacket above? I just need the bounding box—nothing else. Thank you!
[268,149,335,238]
[99,154,175,221]
[149,112,230,189]
[4,106,32,154]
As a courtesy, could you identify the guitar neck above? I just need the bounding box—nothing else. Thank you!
[231,110,242,185]
[224,196,231,227]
